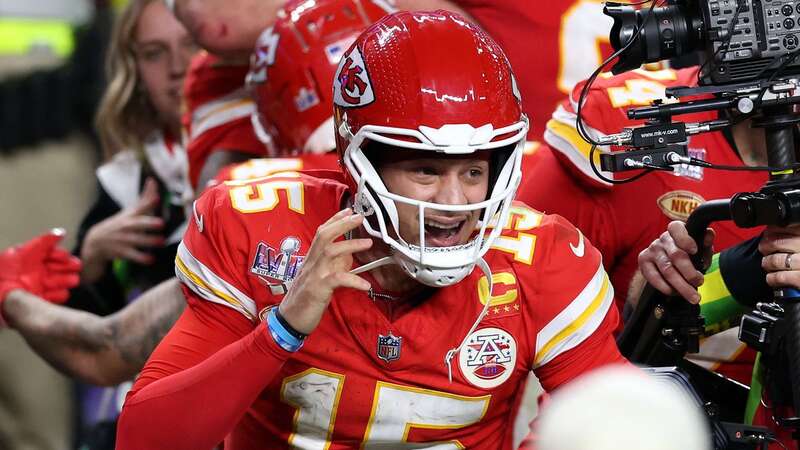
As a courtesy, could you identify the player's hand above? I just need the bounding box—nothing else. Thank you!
[638,221,714,304]
[0,229,82,323]
[278,208,372,335]
[81,178,165,283]
[758,224,800,288]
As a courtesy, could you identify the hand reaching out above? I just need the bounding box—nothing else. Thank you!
[0,229,82,324]
[81,178,165,283]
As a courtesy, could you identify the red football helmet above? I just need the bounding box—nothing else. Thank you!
[334,10,528,287]
[247,0,394,156]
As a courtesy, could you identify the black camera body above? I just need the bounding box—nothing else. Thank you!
[606,0,800,84]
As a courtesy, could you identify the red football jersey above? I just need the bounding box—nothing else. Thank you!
[516,67,766,383]
[183,52,267,189]
[455,0,617,139]
[210,154,341,186]
[137,172,624,449]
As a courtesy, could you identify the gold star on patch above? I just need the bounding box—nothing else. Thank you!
[513,304,520,311]
[504,305,511,312]
[493,307,500,314]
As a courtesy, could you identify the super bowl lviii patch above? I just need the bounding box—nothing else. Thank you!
[251,237,305,282]
[459,327,517,389]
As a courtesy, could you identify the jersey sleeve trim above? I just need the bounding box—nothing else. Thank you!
[190,87,255,141]
[543,105,614,187]
[175,241,258,321]
[534,262,614,367]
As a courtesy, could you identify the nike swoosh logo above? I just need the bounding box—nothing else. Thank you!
[193,200,204,233]
[569,229,585,258]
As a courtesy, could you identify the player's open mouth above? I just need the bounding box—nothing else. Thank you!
[423,218,467,247]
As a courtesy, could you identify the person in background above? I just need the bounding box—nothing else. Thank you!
[515,67,768,385]
[0,2,384,447]
[638,221,800,450]
[168,0,620,139]
[50,0,195,447]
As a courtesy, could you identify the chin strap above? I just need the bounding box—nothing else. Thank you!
[350,256,393,275]
[444,257,493,383]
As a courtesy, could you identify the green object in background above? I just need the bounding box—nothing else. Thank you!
[0,18,74,57]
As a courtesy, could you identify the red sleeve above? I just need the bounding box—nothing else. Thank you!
[534,304,626,392]
[116,295,292,450]
[186,118,265,189]
[182,53,266,189]
[525,214,629,392]
[118,180,289,449]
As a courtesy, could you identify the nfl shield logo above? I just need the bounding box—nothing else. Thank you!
[377,332,402,362]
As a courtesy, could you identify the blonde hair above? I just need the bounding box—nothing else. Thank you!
[95,0,160,160]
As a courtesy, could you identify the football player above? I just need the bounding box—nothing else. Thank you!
[209,0,394,185]
[117,11,625,449]
[183,0,395,191]
[166,0,619,139]
[516,67,769,384]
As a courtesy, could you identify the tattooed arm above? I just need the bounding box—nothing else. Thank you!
[2,278,185,386]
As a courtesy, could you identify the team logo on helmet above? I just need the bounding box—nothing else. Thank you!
[333,46,375,107]
[247,27,280,85]
[459,327,517,389]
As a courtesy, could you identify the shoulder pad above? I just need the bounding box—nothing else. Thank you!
[544,67,700,189]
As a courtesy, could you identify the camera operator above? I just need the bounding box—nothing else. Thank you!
[517,66,767,384]
[638,221,797,450]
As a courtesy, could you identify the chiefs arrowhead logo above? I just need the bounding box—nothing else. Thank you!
[247,27,280,85]
[333,46,375,107]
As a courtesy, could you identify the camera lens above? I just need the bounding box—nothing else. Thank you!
[605,3,704,74]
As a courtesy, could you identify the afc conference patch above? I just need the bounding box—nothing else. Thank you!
[459,327,517,389]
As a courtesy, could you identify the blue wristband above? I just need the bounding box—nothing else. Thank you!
[266,307,304,352]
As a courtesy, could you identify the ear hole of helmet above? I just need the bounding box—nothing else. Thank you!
[357,140,398,238]
[488,143,516,201]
